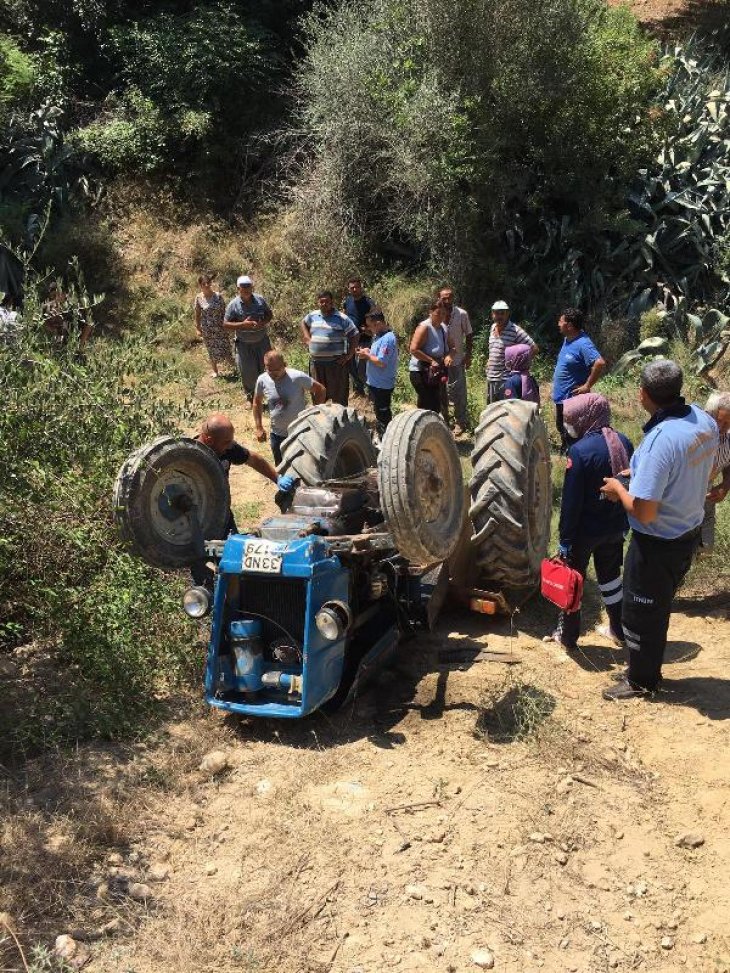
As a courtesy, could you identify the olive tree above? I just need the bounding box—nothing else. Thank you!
[290,0,660,298]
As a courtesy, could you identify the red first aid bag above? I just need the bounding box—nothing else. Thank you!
[540,557,583,613]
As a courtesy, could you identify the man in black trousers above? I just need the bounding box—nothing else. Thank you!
[600,361,718,700]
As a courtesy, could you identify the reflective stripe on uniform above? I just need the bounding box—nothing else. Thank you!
[623,624,641,651]
[598,575,623,606]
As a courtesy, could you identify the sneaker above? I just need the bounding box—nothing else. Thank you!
[542,632,577,652]
[602,678,654,701]
[596,624,625,648]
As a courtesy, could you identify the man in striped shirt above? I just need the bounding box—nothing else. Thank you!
[300,290,359,406]
[486,300,538,404]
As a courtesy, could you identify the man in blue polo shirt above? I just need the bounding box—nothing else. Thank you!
[552,308,606,452]
[300,290,359,406]
[356,310,398,437]
[600,360,717,700]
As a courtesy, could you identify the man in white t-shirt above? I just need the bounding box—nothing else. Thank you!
[253,351,326,464]
[439,286,473,435]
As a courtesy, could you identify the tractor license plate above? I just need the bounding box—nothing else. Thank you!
[242,539,283,574]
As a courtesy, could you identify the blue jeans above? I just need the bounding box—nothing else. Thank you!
[270,432,286,466]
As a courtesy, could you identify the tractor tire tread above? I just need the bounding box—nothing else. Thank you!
[469,400,551,588]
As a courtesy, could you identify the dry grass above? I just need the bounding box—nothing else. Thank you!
[0,714,223,958]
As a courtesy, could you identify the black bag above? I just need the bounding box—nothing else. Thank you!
[424,362,448,387]
[421,325,448,387]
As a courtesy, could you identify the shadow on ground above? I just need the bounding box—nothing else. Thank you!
[508,584,604,642]
[653,675,730,720]
[225,606,530,750]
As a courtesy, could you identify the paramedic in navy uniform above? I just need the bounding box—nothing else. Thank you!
[546,393,633,653]
[600,360,717,700]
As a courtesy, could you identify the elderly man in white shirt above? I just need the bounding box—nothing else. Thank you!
[701,390,730,551]
[438,286,473,436]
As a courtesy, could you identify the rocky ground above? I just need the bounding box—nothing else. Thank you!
[2,592,727,973]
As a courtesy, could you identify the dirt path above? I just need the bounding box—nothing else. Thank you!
[9,600,722,973]
[609,0,729,32]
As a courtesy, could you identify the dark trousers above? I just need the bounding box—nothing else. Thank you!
[311,359,349,406]
[270,432,286,466]
[367,384,393,436]
[557,533,625,648]
[191,511,238,588]
[555,402,575,454]
[409,370,442,412]
[235,336,271,399]
[487,380,505,404]
[350,338,369,394]
[622,529,699,689]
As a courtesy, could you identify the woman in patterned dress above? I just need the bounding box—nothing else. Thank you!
[194,273,236,378]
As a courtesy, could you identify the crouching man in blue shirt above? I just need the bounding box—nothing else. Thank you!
[600,360,718,700]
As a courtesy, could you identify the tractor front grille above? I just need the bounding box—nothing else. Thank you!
[237,576,308,645]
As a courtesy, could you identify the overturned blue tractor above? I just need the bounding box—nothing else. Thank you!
[114,402,551,718]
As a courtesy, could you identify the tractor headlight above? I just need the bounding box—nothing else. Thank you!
[182,586,211,618]
[315,601,351,641]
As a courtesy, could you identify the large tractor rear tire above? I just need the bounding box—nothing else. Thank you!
[113,436,230,569]
[378,409,464,565]
[278,404,377,485]
[469,401,551,588]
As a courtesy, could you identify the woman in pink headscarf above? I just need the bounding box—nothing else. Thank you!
[503,343,540,404]
[546,392,634,653]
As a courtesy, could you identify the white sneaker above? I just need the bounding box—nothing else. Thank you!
[596,624,625,648]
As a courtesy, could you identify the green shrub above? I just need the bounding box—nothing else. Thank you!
[74,87,167,173]
[0,33,35,115]
[72,4,271,179]
[289,0,660,307]
[639,308,665,342]
[0,283,200,755]
[513,32,730,325]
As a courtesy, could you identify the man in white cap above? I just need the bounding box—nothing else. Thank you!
[223,275,273,406]
[486,300,538,404]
